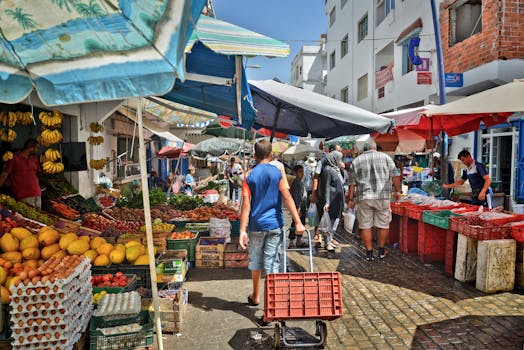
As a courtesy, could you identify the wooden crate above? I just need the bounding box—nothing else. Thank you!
[144,289,187,333]
[196,258,224,268]
[224,243,248,269]
[53,217,81,233]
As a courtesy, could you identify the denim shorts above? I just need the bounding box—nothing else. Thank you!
[248,228,283,274]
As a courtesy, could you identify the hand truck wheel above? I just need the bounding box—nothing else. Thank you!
[315,321,327,347]
[273,323,281,349]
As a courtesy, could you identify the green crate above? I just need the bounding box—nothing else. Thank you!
[166,232,200,262]
[422,210,454,229]
[90,311,153,350]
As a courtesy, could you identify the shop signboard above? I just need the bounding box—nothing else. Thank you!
[445,73,464,87]
[416,58,430,72]
[417,72,432,85]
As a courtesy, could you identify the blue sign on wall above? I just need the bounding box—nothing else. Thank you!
[445,73,463,87]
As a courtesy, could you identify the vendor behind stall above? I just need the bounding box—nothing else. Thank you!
[431,152,455,184]
[184,166,196,195]
[443,150,493,208]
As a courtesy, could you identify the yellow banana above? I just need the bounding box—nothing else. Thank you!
[2,151,13,162]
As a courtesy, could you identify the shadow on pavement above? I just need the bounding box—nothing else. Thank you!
[227,326,323,350]
[411,315,524,349]
[186,267,252,282]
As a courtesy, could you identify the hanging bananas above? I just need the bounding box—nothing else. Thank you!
[90,159,107,170]
[38,110,63,128]
[0,112,18,128]
[39,129,62,145]
[0,129,16,142]
[44,148,61,162]
[2,151,13,162]
[90,122,104,133]
[88,136,104,145]
[18,111,33,126]
[42,161,64,174]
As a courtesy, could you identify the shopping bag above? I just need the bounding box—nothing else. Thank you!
[209,217,231,243]
[307,203,318,227]
[318,212,332,233]
[342,209,355,233]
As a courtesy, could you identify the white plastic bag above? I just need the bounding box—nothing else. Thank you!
[342,209,355,233]
[318,212,332,233]
[209,217,231,243]
[307,203,318,227]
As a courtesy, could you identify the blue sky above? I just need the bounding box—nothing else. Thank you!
[212,0,327,83]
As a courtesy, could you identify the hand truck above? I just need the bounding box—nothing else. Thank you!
[264,229,343,349]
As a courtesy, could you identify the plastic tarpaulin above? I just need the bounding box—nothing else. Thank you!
[190,137,251,159]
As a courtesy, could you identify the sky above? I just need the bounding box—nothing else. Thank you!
[212,0,327,83]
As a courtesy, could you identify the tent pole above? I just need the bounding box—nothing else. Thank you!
[270,105,282,143]
[137,98,164,350]
[235,56,243,125]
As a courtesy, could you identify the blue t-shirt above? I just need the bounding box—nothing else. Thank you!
[184,174,194,193]
[243,163,286,232]
[462,161,488,192]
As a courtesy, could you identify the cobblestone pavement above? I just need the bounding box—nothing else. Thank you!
[159,230,524,350]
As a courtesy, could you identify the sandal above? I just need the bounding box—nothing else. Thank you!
[325,244,335,252]
[315,242,322,248]
[247,295,259,306]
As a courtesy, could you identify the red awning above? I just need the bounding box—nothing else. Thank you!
[156,143,194,158]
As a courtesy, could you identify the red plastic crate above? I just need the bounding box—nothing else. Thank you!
[417,221,446,263]
[264,272,343,322]
[405,205,432,220]
[390,202,415,216]
[512,224,524,243]
[389,214,401,246]
[400,216,418,255]
[480,213,524,227]
[444,230,457,276]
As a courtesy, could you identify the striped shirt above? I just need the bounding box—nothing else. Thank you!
[349,150,397,201]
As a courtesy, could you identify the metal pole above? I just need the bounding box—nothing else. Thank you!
[235,56,243,125]
[137,98,164,350]
[270,105,282,143]
[430,0,448,189]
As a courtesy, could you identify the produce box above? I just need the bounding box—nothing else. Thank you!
[156,250,188,283]
[53,217,81,233]
[92,265,151,289]
[143,288,188,333]
[196,237,225,254]
[78,225,102,238]
[90,310,153,350]
[195,257,224,268]
[166,232,200,262]
[476,239,516,293]
[224,243,249,269]
[92,274,137,294]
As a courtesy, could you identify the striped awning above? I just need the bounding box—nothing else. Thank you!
[186,15,290,57]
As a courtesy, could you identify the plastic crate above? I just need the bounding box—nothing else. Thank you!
[445,229,457,277]
[90,311,153,350]
[264,272,343,322]
[479,213,524,227]
[417,221,446,263]
[92,274,137,294]
[512,224,524,243]
[422,210,459,229]
[463,224,513,240]
[388,214,400,246]
[405,205,432,220]
[166,232,200,262]
[390,202,415,216]
[400,216,418,255]
[92,265,151,289]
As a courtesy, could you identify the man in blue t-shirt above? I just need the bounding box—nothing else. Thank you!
[239,139,305,307]
[443,150,493,208]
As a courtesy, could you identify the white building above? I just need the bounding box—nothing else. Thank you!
[290,35,327,94]
[324,0,443,112]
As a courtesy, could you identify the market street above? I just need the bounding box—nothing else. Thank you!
[164,230,524,350]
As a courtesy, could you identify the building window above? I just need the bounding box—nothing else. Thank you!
[340,86,349,103]
[299,65,302,76]
[357,74,368,101]
[402,41,414,75]
[329,6,336,27]
[330,51,336,70]
[340,34,348,58]
[449,0,482,46]
[341,0,348,8]
[377,0,386,26]
[378,86,385,98]
[358,14,368,43]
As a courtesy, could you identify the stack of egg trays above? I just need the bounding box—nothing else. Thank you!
[9,257,93,350]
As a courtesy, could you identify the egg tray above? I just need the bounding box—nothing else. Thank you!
[10,302,91,346]
[11,329,84,350]
[93,291,141,318]
[10,281,92,313]
[36,256,91,287]
[10,293,92,328]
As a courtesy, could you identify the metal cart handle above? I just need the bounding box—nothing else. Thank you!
[282,228,314,273]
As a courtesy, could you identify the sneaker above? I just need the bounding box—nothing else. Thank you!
[378,247,387,259]
[365,250,374,262]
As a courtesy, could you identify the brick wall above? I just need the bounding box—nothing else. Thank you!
[440,0,524,73]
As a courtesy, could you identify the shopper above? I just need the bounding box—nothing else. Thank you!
[184,166,196,195]
[443,149,493,208]
[226,157,243,203]
[288,164,307,248]
[0,138,42,208]
[347,140,401,261]
[239,140,305,307]
[150,171,166,190]
[316,151,345,251]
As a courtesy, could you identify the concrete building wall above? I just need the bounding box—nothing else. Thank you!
[291,41,327,94]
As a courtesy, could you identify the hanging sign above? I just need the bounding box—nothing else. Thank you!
[416,58,430,71]
[417,72,432,85]
[445,73,463,87]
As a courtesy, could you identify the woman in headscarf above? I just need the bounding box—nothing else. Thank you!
[317,150,345,251]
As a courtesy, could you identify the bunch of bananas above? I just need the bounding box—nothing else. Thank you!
[0,112,18,128]
[39,110,63,127]
[0,129,16,142]
[90,122,104,133]
[88,136,104,145]
[2,151,13,162]
[90,159,107,170]
[42,161,64,174]
[43,148,61,162]
[39,129,62,145]
[17,111,33,126]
